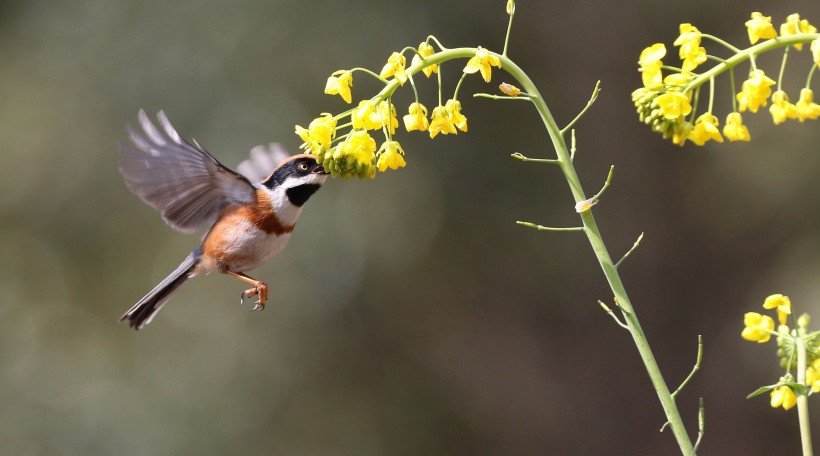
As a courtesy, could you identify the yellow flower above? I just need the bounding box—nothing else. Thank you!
[770,385,797,411]
[723,112,750,142]
[745,12,778,44]
[807,360,820,393]
[737,69,776,113]
[429,106,457,138]
[638,43,666,88]
[380,52,408,85]
[673,23,707,72]
[763,294,792,325]
[411,42,438,78]
[463,46,502,83]
[780,13,817,51]
[376,140,407,172]
[377,100,399,135]
[655,92,692,120]
[445,99,468,132]
[499,82,521,96]
[324,70,353,104]
[769,90,798,125]
[671,121,693,146]
[688,113,723,146]
[742,312,775,343]
[812,39,820,67]
[332,130,376,179]
[663,72,694,87]
[796,88,820,121]
[403,102,429,132]
[352,100,383,131]
[295,113,337,155]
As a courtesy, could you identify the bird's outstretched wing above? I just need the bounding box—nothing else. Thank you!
[119,110,257,233]
[236,142,290,183]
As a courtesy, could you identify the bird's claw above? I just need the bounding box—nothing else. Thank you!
[239,284,267,311]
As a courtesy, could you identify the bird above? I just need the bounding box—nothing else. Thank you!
[118,110,329,330]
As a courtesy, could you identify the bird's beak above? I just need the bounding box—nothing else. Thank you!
[312,164,329,175]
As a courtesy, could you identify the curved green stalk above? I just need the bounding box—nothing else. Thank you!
[338,44,700,454]
[684,33,820,92]
[498,54,697,455]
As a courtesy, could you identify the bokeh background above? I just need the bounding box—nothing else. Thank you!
[2,0,819,454]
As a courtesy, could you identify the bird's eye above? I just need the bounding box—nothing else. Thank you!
[297,162,309,171]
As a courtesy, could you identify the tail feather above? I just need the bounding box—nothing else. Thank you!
[121,250,201,330]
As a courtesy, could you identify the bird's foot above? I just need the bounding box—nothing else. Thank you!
[240,283,268,311]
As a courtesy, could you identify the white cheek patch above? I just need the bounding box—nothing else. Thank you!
[266,173,326,224]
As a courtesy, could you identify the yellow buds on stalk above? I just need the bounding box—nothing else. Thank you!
[296,35,504,178]
[742,294,820,411]
[633,12,820,147]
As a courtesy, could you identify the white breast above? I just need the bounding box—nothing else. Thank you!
[218,219,292,271]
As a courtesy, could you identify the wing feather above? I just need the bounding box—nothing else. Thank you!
[119,110,256,233]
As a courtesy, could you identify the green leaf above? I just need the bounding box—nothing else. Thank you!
[747,384,777,399]
[747,382,811,399]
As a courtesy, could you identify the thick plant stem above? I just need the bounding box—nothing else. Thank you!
[796,337,814,456]
[500,55,697,455]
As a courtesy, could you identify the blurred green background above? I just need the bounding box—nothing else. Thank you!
[2,0,820,454]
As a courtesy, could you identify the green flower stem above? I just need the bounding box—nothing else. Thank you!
[796,337,814,456]
[685,33,820,93]
[369,45,698,453]
[499,54,697,455]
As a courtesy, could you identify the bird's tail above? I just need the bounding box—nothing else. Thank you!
[120,249,201,330]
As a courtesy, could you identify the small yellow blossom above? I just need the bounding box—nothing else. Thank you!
[506,0,515,15]
[745,12,778,44]
[769,90,799,125]
[663,72,694,87]
[770,385,797,411]
[780,13,817,51]
[445,99,468,132]
[295,113,337,155]
[638,43,666,88]
[763,294,792,325]
[671,121,693,146]
[377,100,399,135]
[737,69,776,113]
[376,140,407,172]
[324,71,353,104]
[333,129,377,178]
[411,42,438,77]
[380,52,408,85]
[673,24,707,72]
[463,46,502,83]
[655,92,692,120]
[688,113,723,146]
[809,359,820,393]
[742,312,775,343]
[499,82,522,96]
[403,102,429,132]
[812,39,820,67]
[429,106,457,138]
[352,100,383,131]
[796,88,820,121]
[723,112,750,142]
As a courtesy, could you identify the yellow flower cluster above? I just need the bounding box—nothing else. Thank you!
[770,385,798,411]
[298,41,503,178]
[742,294,820,411]
[633,12,820,147]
